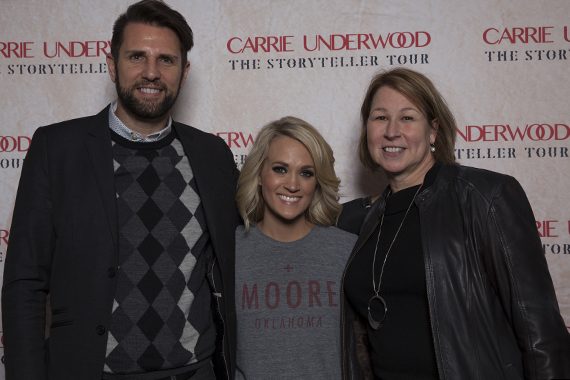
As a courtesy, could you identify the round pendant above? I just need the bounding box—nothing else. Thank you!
[367,295,387,330]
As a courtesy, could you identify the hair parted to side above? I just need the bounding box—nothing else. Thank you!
[359,67,457,172]
[111,0,194,67]
[237,117,342,232]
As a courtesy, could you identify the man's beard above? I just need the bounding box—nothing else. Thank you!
[115,74,181,120]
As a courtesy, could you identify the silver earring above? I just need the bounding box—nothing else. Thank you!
[430,144,436,152]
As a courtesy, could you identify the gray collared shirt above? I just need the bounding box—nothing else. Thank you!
[108,100,172,142]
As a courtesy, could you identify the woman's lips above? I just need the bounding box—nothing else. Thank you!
[277,194,301,202]
[383,146,404,153]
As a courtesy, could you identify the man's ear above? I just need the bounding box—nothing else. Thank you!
[179,60,191,89]
[106,53,117,84]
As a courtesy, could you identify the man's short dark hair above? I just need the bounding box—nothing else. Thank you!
[111,0,194,67]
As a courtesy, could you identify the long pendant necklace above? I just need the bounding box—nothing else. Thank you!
[368,183,423,330]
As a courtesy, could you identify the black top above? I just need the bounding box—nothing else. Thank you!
[344,165,440,380]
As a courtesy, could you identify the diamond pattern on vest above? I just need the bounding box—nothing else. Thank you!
[104,138,209,375]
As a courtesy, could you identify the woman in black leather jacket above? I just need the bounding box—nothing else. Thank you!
[337,67,570,380]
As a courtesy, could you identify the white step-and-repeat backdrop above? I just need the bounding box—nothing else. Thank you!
[1,0,569,373]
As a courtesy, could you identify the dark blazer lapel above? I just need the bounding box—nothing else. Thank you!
[86,106,118,249]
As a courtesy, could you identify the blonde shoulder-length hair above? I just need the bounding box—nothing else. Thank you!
[237,116,342,231]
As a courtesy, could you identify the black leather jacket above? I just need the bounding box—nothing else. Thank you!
[339,164,570,380]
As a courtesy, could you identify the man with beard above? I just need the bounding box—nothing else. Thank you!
[2,1,239,380]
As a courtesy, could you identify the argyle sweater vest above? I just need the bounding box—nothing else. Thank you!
[103,130,216,377]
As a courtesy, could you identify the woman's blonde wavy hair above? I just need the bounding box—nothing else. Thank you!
[237,116,342,231]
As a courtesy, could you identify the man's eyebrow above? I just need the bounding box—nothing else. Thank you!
[123,49,146,57]
[123,49,179,61]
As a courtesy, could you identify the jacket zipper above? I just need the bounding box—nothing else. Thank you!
[425,269,442,379]
[210,258,230,380]
[420,203,442,380]
[341,219,380,380]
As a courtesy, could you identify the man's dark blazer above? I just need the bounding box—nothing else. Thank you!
[2,106,240,380]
